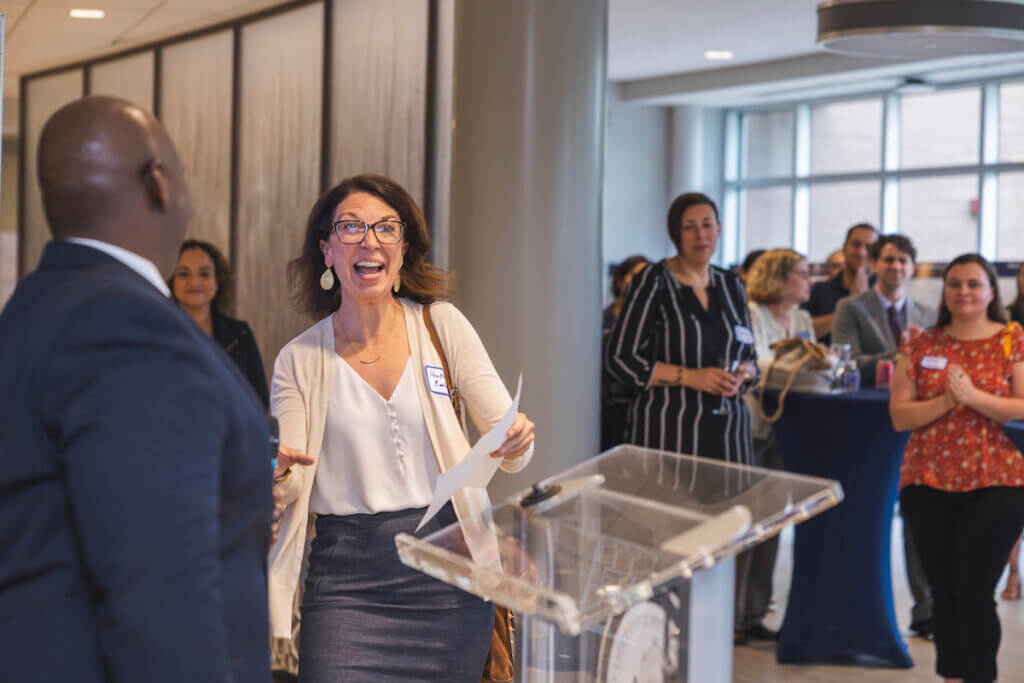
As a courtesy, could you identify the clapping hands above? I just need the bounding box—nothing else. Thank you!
[946,364,977,407]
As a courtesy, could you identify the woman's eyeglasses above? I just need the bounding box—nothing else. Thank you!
[331,219,405,245]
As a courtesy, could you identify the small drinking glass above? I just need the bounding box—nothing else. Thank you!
[711,358,741,415]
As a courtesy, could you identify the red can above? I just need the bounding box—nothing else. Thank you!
[876,359,895,388]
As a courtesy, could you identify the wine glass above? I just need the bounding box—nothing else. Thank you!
[711,357,741,415]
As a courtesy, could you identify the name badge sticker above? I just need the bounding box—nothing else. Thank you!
[796,330,813,340]
[425,365,450,396]
[734,325,754,345]
[921,356,948,371]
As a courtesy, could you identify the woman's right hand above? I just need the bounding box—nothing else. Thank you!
[274,445,315,481]
[684,367,742,396]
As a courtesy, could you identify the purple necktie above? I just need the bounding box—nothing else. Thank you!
[888,304,903,346]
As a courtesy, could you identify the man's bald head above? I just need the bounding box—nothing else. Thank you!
[38,95,192,273]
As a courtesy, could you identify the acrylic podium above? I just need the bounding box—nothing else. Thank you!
[397,445,842,682]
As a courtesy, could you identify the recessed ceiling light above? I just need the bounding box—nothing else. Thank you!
[70,9,105,19]
[704,50,734,61]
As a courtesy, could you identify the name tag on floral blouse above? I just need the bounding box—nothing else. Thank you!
[921,355,948,371]
[734,325,754,345]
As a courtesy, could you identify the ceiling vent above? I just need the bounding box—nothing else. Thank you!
[817,0,1024,58]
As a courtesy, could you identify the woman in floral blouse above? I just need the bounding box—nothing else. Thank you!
[891,253,1024,683]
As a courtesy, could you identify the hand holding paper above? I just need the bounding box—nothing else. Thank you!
[417,375,523,531]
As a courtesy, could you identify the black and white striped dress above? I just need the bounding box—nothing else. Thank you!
[605,261,756,465]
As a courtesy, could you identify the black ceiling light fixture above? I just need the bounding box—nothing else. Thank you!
[817,0,1024,58]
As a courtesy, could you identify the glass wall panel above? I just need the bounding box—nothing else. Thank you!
[900,87,980,169]
[808,181,880,262]
[90,52,154,112]
[741,186,792,253]
[810,98,882,175]
[999,81,1024,163]
[331,0,428,204]
[23,69,83,275]
[741,110,794,179]
[997,172,1024,260]
[237,4,324,378]
[161,31,233,253]
[899,175,978,261]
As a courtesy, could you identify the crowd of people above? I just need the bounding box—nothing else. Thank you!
[602,195,1024,681]
[4,91,1024,683]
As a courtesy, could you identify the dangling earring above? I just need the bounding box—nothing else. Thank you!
[392,273,402,294]
[320,267,335,291]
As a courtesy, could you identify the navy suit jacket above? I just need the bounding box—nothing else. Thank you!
[0,242,272,682]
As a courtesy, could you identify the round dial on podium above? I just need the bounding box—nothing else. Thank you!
[604,602,676,682]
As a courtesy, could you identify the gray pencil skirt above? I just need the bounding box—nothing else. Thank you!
[298,503,494,683]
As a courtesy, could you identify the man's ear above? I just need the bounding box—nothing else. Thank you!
[142,159,171,210]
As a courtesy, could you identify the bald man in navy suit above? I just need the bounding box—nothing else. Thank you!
[0,96,308,682]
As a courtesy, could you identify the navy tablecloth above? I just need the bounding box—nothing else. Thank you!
[765,388,913,668]
[1004,421,1024,454]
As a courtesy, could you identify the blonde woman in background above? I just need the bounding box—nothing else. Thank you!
[734,249,813,644]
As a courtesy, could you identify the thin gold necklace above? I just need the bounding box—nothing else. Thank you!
[336,306,400,364]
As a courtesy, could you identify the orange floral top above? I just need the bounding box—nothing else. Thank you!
[900,323,1024,491]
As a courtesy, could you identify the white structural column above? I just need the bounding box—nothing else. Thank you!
[448,0,607,499]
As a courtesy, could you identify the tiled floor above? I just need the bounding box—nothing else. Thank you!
[733,518,1024,682]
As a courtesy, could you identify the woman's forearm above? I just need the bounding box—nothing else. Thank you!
[650,362,686,387]
[891,393,956,432]
[965,392,1024,425]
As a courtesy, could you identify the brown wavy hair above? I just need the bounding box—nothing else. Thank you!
[289,174,452,319]
[170,239,234,314]
[746,249,805,305]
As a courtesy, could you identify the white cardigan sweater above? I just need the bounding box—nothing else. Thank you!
[267,299,533,639]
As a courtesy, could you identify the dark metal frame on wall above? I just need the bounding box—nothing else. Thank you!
[17,0,440,282]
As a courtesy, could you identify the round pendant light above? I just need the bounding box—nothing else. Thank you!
[817,0,1024,58]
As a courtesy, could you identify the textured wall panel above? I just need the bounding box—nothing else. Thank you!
[161,32,233,254]
[22,69,83,275]
[331,0,427,204]
[237,4,324,379]
[90,52,155,113]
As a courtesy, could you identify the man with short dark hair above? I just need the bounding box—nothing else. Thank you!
[0,96,306,682]
[831,232,937,639]
[832,234,936,385]
[803,222,878,343]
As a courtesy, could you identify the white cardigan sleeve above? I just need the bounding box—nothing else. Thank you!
[432,302,534,473]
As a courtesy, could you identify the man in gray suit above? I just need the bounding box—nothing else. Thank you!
[832,234,936,387]
[832,233,937,639]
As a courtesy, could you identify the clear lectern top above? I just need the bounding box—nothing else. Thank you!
[397,445,842,636]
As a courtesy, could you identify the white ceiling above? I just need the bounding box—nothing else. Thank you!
[608,0,824,81]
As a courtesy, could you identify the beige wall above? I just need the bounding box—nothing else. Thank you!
[16,0,436,382]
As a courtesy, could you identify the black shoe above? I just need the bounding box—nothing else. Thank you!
[742,624,780,641]
[909,618,934,640]
[733,630,750,646]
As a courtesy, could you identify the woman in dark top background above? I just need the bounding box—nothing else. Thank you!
[171,239,269,408]
[1003,261,1024,601]
[605,192,756,465]
[601,254,650,451]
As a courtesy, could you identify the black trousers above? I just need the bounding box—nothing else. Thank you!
[900,485,1024,683]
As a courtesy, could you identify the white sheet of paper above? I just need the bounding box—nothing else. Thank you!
[416,374,522,532]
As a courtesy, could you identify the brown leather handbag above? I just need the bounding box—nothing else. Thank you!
[423,304,515,683]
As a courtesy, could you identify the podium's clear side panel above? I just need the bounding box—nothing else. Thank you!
[397,446,843,683]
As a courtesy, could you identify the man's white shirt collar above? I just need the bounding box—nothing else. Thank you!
[874,285,906,312]
[65,237,171,297]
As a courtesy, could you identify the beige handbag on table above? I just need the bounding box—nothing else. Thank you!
[755,337,838,424]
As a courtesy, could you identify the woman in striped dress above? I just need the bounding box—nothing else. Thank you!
[605,192,757,465]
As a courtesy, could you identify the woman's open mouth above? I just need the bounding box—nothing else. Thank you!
[353,261,386,278]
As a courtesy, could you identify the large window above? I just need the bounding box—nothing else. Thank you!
[723,79,1024,264]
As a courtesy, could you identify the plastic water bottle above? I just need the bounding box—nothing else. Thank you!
[831,344,860,393]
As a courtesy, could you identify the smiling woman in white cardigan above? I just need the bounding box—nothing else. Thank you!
[269,174,535,683]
